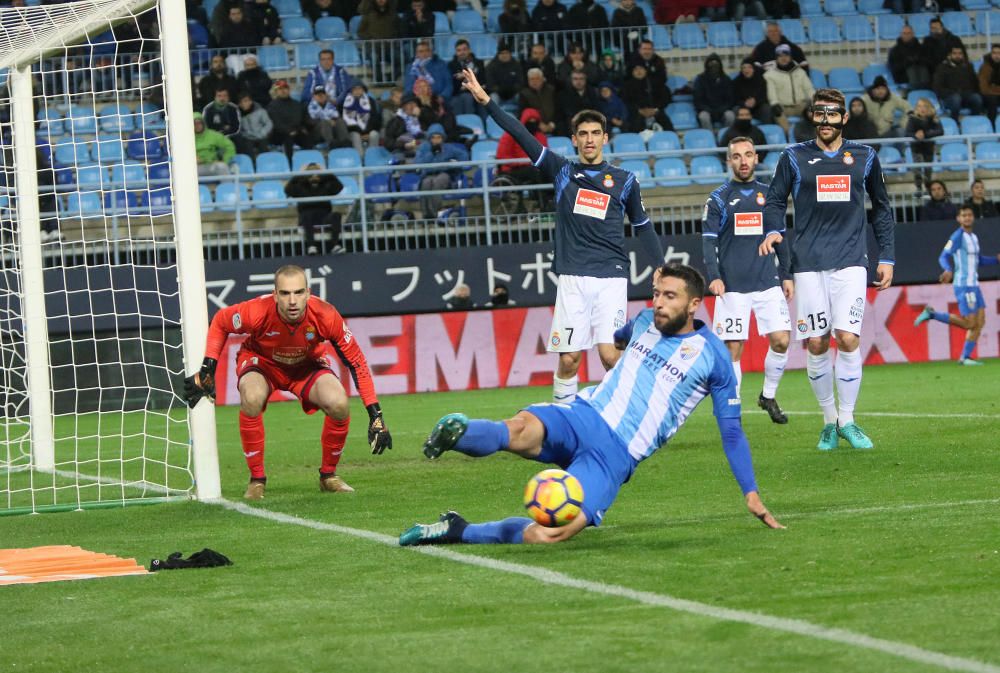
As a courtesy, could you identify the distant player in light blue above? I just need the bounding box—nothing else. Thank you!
[399,264,784,547]
[914,205,1000,365]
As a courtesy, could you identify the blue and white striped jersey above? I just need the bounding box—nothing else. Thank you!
[939,228,996,287]
[578,309,740,463]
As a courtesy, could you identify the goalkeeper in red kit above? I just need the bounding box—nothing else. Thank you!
[182,265,392,500]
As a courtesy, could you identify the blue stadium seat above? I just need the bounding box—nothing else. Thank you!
[75,165,105,189]
[148,187,172,214]
[214,183,251,211]
[961,115,993,135]
[690,155,724,184]
[139,102,167,131]
[364,172,395,204]
[364,146,394,166]
[187,19,210,48]
[110,162,146,188]
[398,171,421,201]
[547,136,574,155]
[938,143,969,169]
[485,115,503,139]
[878,145,904,173]
[272,0,302,18]
[37,108,64,137]
[843,15,875,41]
[332,41,361,67]
[611,132,645,156]
[908,13,935,39]
[682,129,715,151]
[471,139,498,162]
[876,13,904,40]
[257,44,290,70]
[67,105,97,135]
[942,11,974,37]
[654,157,689,186]
[862,63,894,88]
[53,141,92,166]
[295,41,330,70]
[619,159,652,181]
[858,0,889,13]
[199,184,213,210]
[975,140,1000,168]
[468,34,497,60]
[98,103,135,133]
[647,130,681,152]
[777,19,806,44]
[293,149,326,172]
[94,136,124,164]
[148,161,171,184]
[348,14,361,36]
[809,17,842,43]
[965,0,991,9]
[435,35,459,59]
[939,116,960,142]
[759,124,786,147]
[232,154,254,175]
[452,8,485,33]
[65,191,103,217]
[707,22,740,48]
[282,17,314,43]
[809,68,828,89]
[314,16,347,40]
[328,147,362,170]
[827,67,863,94]
[104,190,141,215]
[333,176,359,205]
[673,23,706,49]
[433,11,450,34]
[824,0,855,15]
[650,24,672,50]
[799,0,823,16]
[666,102,697,130]
[456,113,486,139]
[203,0,220,17]
[907,89,941,112]
[486,5,502,31]
[741,20,764,46]
[252,180,287,209]
[256,151,290,175]
[976,10,1000,35]
[667,74,688,97]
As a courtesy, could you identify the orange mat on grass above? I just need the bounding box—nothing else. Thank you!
[0,545,148,585]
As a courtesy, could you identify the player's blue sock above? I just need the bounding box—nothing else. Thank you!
[932,311,950,323]
[460,517,531,544]
[961,340,976,360]
[454,420,509,457]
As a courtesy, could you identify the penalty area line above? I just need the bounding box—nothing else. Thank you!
[213,498,1000,673]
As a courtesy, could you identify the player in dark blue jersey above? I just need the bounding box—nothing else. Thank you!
[759,88,896,451]
[703,137,793,424]
[459,67,665,403]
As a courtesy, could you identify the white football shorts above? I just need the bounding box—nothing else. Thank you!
[711,285,791,341]
[548,275,628,352]
[792,266,868,340]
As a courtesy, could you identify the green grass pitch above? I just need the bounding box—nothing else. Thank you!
[1,359,998,673]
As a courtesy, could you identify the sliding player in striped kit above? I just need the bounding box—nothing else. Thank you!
[760,88,896,451]
[914,205,1000,365]
[703,136,793,423]
[400,264,783,547]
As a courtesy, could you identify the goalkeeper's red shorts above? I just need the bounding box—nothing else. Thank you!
[235,347,336,414]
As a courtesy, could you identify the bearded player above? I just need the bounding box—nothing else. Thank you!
[182,265,392,499]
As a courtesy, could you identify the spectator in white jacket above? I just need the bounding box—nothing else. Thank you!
[763,44,814,133]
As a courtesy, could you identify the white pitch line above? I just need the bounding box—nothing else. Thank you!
[213,498,1000,673]
[747,410,1000,419]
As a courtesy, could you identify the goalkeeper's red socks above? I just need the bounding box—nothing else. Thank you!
[239,411,266,479]
[321,416,350,475]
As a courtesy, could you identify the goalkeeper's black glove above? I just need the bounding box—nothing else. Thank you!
[182,357,218,409]
[366,403,392,455]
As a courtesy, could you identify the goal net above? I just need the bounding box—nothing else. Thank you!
[0,0,219,514]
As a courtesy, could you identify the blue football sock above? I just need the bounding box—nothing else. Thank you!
[461,517,531,544]
[961,340,976,360]
[454,419,509,457]
[932,311,950,323]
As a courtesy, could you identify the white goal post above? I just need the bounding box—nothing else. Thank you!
[0,0,220,514]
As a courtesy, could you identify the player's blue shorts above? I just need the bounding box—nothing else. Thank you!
[954,285,985,316]
[523,399,638,527]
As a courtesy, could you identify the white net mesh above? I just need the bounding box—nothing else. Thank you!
[0,0,194,514]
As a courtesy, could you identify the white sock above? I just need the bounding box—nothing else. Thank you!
[553,375,578,403]
[731,360,742,396]
[761,348,788,399]
[835,348,863,426]
[806,351,838,424]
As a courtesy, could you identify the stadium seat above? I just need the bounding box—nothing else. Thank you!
[777,19,806,44]
[232,153,254,175]
[939,116,960,142]
[547,136,574,155]
[433,11,450,34]
[94,136,124,164]
[364,146,394,166]
[364,172,395,204]
[908,13,935,39]
[824,0,855,15]
[398,171,421,201]
[252,180,287,209]
[199,184,213,210]
[942,11,974,37]
[67,105,97,135]
[961,115,993,136]
[611,132,646,156]
[682,129,715,151]
[843,15,875,41]
[104,190,141,215]
[148,187,172,214]
[654,157,689,186]
[486,4,502,31]
[456,113,486,139]
[37,108,64,137]
[976,10,1000,35]
[435,35,459,59]
[876,13,904,40]
[809,17,842,43]
[666,74,688,96]
[53,141,92,167]
[348,14,361,36]
[647,130,681,152]
[65,191,103,217]
[139,102,167,131]
[619,159,652,181]
[827,67,863,94]
[295,41,325,69]
[907,89,941,112]
[666,102,697,130]
[256,151,290,175]
[452,8,485,33]
[809,68,828,89]
[862,64,894,88]
[75,165,105,189]
[331,41,361,67]
[187,19,210,48]
[707,22,740,48]
[938,143,969,169]
[690,155,724,184]
[333,176,359,205]
[110,162,146,188]
[799,0,823,16]
[292,149,326,172]
[468,34,497,60]
[98,104,135,133]
[858,0,889,13]
[741,20,764,46]
[759,124,786,147]
[272,0,302,18]
[878,145,905,173]
[314,16,347,40]
[650,25,672,50]
[282,17,314,43]
[257,44,290,70]
[485,116,503,139]
[975,140,1000,168]
[328,147,362,170]
[471,139,498,162]
[148,161,171,184]
[965,0,991,9]
[214,183,251,211]
[760,151,780,173]
[673,23,706,49]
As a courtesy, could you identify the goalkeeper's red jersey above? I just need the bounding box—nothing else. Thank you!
[205,294,378,406]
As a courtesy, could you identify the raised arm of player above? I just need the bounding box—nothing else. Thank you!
[864,151,895,290]
[760,150,792,256]
[701,194,725,295]
[462,67,545,165]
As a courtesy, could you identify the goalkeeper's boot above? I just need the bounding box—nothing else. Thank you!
[817,423,839,451]
[913,306,935,327]
[838,422,874,450]
[399,511,468,546]
[319,473,355,493]
[757,393,788,424]
[422,413,469,459]
[244,477,266,500]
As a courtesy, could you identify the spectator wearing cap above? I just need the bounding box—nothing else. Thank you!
[405,40,452,99]
[202,87,241,137]
[414,123,469,220]
[340,82,382,155]
[862,75,911,138]
[732,57,771,123]
[233,92,273,158]
[752,21,808,72]
[486,42,525,113]
[301,49,356,104]
[193,112,236,176]
[384,93,434,158]
[308,86,351,148]
[763,43,814,133]
[267,79,319,157]
[236,55,273,108]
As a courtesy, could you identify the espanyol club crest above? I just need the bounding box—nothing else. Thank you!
[797,319,808,333]
[715,322,723,335]
[603,174,614,188]
[756,192,765,206]
[305,325,315,340]
[843,151,854,165]
[614,309,626,329]
[232,313,241,329]
[550,331,561,347]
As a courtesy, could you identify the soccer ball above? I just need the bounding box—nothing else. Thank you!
[523,469,584,527]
